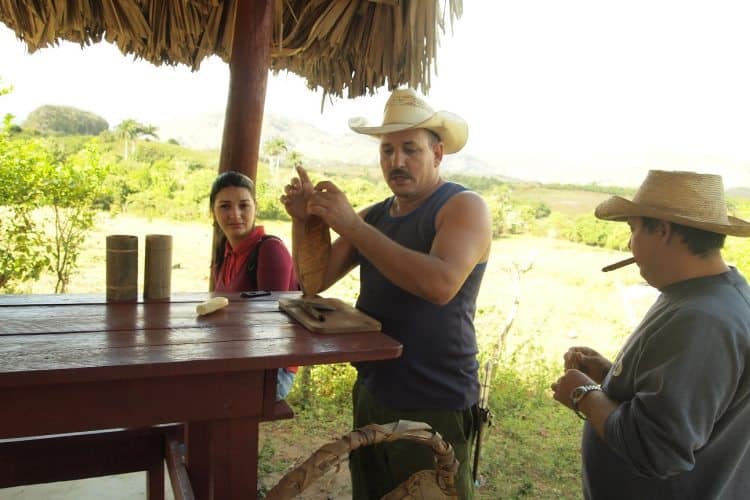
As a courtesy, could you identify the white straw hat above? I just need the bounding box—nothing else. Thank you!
[595,170,750,237]
[348,88,468,154]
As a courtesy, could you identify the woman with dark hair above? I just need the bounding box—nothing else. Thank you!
[210,170,297,399]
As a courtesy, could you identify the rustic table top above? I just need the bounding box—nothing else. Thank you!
[0,291,402,388]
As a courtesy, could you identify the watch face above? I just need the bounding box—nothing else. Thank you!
[572,384,600,404]
[572,387,585,402]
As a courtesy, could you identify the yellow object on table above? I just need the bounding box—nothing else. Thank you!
[196,296,229,316]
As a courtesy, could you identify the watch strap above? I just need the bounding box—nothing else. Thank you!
[571,384,602,420]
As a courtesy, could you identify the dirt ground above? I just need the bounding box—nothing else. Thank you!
[258,422,353,499]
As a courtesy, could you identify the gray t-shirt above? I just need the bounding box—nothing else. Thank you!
[583,267,750,499]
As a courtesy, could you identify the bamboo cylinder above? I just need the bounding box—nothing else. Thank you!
[106,235,138,302]
[143,234,173,300]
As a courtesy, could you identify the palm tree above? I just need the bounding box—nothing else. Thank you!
[262,137,288,179]
[115,119,159,160]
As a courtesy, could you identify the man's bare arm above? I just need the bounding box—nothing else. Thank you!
[318,189,492,305]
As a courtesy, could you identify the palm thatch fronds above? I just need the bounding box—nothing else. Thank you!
[0,0,462,99]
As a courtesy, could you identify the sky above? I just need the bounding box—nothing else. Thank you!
[3,1,750,186]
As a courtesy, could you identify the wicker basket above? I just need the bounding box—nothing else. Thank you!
[265,420,459,499]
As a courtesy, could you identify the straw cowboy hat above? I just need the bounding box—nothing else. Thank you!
[595,170,750,237]
[348,88,469,154]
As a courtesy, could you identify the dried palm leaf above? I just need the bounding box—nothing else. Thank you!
[0,0,463,98]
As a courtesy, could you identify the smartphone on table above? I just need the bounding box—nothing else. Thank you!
[240,291,271,298]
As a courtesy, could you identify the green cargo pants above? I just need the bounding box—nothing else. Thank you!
[349,378,477,500]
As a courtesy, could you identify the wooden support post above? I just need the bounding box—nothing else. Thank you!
[218,0,274,183]
[211,0,274,291]
[208,0,273,291]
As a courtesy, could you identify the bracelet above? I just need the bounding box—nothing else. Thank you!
[570,384,603,420]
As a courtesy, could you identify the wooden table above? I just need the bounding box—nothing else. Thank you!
[0,292,402,499]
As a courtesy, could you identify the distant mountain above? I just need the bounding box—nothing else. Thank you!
[263,114,379,168]
[158,112,224,150]
[157,111,503,174]
[157,112,750,190]
[158,111,374,166]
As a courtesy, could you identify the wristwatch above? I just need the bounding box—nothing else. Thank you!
[570,384,602,420]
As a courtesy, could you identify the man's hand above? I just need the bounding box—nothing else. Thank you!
[281,165,314,222]
[307,181,362,236]
[551,369,596,411]
[564,346,612,384]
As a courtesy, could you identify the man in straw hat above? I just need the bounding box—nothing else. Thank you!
[551,170,750,499]
[281,88,491,499]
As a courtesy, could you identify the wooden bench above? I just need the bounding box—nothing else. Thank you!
[0,425,182,499]
[1,409,293,500]
[0,370,294,500]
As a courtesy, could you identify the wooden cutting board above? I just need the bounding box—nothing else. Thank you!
[278,297,381,334]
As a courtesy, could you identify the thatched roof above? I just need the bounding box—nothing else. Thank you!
[0,0,463,99]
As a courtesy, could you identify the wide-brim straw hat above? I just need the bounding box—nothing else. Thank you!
[348,88,468,154]
[595,170,750,237]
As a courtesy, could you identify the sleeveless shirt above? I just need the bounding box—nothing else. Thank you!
[355,182,486,411]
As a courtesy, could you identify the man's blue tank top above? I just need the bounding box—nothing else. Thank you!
[355,182,486,411]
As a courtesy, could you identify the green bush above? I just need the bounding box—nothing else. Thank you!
[725,238,750,276]
[0,116,51,291]
[0,114,106,292]
[39,144,107,292]
[563,214,630,250]
[256,179,289,221]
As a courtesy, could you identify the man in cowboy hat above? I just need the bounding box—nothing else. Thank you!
[281,88,491,499]
[551,170,750,499]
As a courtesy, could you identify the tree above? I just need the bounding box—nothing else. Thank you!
[287,150,303,169]
[39,143,107,292]
[487,184,514,237]
[1,81,107,292]
[115,119,159,160]
[262,137,288,180]
[0,114,51,292]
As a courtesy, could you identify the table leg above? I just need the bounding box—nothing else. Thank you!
[146,452,165,500]
[211,418,259,499]
[186,419,259,500]
[185,422,211,500]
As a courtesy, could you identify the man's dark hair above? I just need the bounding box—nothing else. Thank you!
[641,217,725,255]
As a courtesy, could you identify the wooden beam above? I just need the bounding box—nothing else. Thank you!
[218,0,274,183]
[212,0,274,291]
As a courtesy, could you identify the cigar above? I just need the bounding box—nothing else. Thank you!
[602,257,636,272]
[298,301,326,322]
